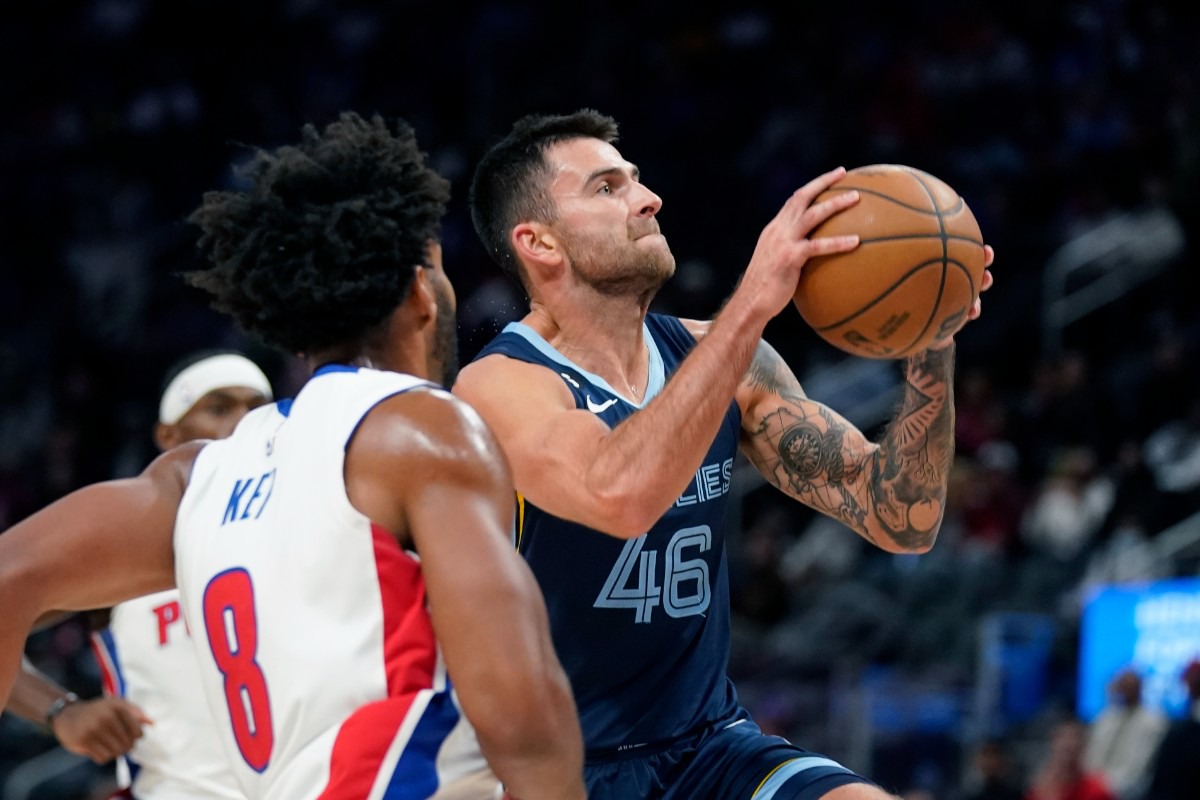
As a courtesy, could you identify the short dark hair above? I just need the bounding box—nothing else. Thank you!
[186,112,451,354]
[469,109,619,288]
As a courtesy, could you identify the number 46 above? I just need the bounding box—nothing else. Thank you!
[594,525,712,623]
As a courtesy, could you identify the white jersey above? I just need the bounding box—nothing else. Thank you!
[173,366,498,800]
[92,591,245,799]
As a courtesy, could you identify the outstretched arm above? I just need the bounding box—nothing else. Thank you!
[738,340,955,553]
[8,658,151,764]
[0,445,193,707]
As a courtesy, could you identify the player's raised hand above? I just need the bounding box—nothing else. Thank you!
[51,696,152,764]
[967,244,995,320]
[925,245,994,351]
[732,166,861,322]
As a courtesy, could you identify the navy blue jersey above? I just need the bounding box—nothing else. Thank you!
[473,313,742,754]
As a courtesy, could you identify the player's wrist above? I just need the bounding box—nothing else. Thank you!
[45,691,80,732]
[713,290,771,341]
[923,336,956,352]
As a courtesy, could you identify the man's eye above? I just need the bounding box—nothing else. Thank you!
[598,183,611,195]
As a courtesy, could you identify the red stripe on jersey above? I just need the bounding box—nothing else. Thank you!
[317,526,437,797]
[370,523,437,698]
[318,695,419,800]
[90,632,118,697]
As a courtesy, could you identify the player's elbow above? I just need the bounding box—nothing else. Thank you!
[865,521,941,555]
[589,498,659,539]
[605,508,657,540]
[583,484,671,539]
[899,537,938,556]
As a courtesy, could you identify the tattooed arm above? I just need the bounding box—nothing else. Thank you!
[736,338,956,553]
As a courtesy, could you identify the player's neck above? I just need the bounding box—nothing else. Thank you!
[526,294,651,401]
[306,314,430,381]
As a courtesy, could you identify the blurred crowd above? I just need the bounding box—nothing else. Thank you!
[2,1,1199,798]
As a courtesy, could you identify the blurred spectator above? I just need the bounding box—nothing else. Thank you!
[954,738,1024,800]
[958,441,1028,562]
[1020,447,1115,564]
[1083,668,1168,800]
[1025,718,1115,800]
[1143,659,1200,800]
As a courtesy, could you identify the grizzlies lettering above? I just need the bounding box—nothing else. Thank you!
[674,458,734,507]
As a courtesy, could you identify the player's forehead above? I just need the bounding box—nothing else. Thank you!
[544,137,635,192]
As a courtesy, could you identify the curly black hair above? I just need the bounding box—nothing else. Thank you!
[186,112,451,355]
[469,109,619,289]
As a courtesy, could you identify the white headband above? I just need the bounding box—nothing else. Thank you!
[158,354,273,425]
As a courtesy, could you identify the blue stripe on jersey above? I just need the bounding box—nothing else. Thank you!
[753,757,851,799]
[473,313,744,753]
[96,629,127,698]
[125,753,142,787]
[275,398,293,418]
[313,363,361,377]
[381,688,461,799]
[501,320,666,407]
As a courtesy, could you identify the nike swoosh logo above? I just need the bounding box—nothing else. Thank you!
[586,396,618,414]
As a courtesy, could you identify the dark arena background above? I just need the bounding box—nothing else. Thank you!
[2,2,1199,798]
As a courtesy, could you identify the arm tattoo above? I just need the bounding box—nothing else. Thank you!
[868,345,955,550]
[743,343,872,538]
[743,341,955,551]
[744,340,807,407]
[753,405,871,535]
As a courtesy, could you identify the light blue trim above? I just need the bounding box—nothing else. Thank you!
[753,757,850,799]
[501,321,665,408]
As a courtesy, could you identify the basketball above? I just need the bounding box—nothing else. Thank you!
[793,164,986,359]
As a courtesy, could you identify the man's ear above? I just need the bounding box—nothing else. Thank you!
[407,265,437,323]
[512,221,563,281]
[154,422,179,451]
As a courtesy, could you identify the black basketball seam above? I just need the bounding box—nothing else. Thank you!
[812,259,945,331]
[947,258,977,296]
[810,258,979,333]
[821,186,965,216]
[856,233,984,246]
[904,172,950,351]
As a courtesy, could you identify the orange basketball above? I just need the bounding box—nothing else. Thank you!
[793,164,986,359]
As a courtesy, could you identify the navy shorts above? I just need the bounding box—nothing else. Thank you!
[584,715,876,800]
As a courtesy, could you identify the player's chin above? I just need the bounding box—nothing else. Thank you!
[636,232,670,253]
[634,238,675,273]
[650,253,676,284]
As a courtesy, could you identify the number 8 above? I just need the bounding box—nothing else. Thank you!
[203,568,274,772]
